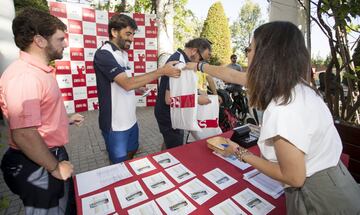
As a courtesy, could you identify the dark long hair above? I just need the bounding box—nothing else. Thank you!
[247,21,312,110]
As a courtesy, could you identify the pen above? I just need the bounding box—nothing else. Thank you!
[221,143,229,148]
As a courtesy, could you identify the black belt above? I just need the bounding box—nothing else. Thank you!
[49,146,65,156]
[9,146,65,156]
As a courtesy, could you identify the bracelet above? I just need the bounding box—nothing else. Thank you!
[235,147,253,163]
[49,162,59,173]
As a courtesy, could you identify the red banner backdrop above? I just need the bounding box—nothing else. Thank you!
[49,2,158,113]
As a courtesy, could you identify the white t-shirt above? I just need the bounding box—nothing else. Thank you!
[258,83,342,177]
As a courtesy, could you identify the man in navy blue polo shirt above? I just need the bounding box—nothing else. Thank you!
[94,14,180,164]
[155,38,212,149]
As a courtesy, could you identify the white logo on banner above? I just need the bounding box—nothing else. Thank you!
[145,14,157,26]
[68,34,84,48]
[133,50,146,62]
[128,62,134,71]
[62,48,71,61]
[145,38,157,50]
[66,4,82,20]
[87,98,99,110]
[95,10,108,24]
[71,61,86,75]
[56,75,73,88]
[96,36,108,48]
[136,96,147,107]
[84,48,96,61]
[86,74,97,86]
[64,100,75,113]
[146,62,157,73]
[83,21,96,36]
[73,87,87,100]
[135,26,145,38]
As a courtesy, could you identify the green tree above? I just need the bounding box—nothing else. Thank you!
[173,0,202,49]
[14,0,48,13]
[200,2,232,65]
[230,0,264,65]
[298,0,360,124]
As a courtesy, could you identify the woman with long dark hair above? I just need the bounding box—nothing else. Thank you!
[187,21,360,214]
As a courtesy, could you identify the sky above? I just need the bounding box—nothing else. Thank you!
[185,0,330,58]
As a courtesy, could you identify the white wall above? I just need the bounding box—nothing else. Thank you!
[269,0,309,48]
[0,0,18,73]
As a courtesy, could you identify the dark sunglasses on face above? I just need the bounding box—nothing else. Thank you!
[198,50,204,61]
[245,47,251,55]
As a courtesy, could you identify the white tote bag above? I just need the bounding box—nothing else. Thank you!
[170,63,201,131]
[192,95,223,140]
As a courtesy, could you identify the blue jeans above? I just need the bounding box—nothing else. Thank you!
[102,123,139,163]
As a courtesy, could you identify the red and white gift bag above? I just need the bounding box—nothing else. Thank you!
[170,63,201,131]
[192,95,222,140]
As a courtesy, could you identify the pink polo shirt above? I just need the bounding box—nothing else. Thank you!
[0,51,69,149]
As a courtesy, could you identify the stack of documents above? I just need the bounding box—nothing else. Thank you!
[243,169,284,199]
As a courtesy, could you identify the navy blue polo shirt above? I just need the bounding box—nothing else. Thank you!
[94,41,137,132]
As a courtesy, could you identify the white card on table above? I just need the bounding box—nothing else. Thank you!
[209,198,248,215]
[152,152,180,168]
[165,163,196,183]
[127,200,163,215]
[129,157,156,175]
[180,178,217,205]
[76,163,132,196]
[213,151,251,170]
[142,172,175,195]
[81,190,115,215]
[232,188,275,215]
[203,168,237,190]
[115,181,148,209]
[156,189,196,215]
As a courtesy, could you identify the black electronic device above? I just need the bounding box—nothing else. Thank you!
[230,124,258,148]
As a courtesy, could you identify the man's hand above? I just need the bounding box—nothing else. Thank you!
[184,62,197,71]
[159,61,181,78]
[51,160,74,180]
[69,113,85,127]
[198,94,211,105]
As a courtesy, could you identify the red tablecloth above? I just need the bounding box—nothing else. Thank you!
[74,131,286,214]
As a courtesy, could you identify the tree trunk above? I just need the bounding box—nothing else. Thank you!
[156,0,174,59]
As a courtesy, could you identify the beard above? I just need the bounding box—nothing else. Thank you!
[115,37,132,50]
[45,44,64,61]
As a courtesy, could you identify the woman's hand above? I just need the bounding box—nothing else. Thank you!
[222,139,240,157]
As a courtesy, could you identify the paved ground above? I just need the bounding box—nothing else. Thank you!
[0,107,169,215]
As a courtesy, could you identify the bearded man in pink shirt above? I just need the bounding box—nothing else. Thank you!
[0,8,84,215]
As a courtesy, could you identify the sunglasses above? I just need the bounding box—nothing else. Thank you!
[198,49,204,61]
[244,47,251,55]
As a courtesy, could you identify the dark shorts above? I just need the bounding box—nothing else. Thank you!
[1,146,75,215]
[101,122,139,164]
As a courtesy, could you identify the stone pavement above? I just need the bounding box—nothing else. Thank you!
[0,107,166,215]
